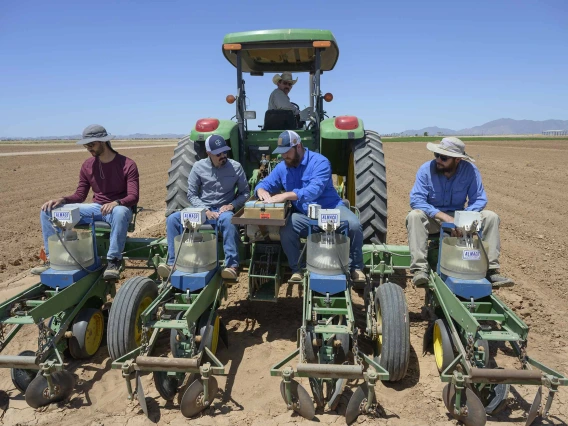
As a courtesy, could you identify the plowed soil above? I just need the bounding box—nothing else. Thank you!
[0,140,566,425]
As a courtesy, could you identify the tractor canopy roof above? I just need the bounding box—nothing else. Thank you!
[222,29,339,73]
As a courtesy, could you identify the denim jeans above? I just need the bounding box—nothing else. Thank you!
[166,209,240,268]
[40,203,132,260]
[279,205,363,273]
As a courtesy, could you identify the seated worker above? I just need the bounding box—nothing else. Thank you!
[268,72,300,116]
[32,124,140,280]
[255,130,366,283]
[406,137,513,288]
[161,134,249,280]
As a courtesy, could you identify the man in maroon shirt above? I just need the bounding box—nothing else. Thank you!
[31,124,140,280]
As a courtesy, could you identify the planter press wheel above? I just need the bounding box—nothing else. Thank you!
[69,308,105,359]
[373,282,410,381]
[433,318,454,374]
[107,277,158,360]
[11,350,38,393]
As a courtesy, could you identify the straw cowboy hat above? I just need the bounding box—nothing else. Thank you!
[426,137,475,162]
[272,72,298,86]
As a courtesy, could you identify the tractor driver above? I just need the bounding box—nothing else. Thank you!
[406,137,513,288]
[160,134,250,281]
[268,72,300,116]
[255,130,366,283]
[31,124,140,280]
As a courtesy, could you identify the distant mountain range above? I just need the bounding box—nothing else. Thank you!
[2,118,567,140]
[397,118,568,136]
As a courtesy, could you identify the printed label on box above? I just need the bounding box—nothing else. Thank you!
[462,250,481,261]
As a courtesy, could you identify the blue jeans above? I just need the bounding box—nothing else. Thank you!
[166,209,240,268]
[40,203,132,260]
[280,205,363,273]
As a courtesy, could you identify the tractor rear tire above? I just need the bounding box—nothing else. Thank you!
[107,277,158,360]
[350,130,387,243]
[165,136,205,217]
[374,282,410,381]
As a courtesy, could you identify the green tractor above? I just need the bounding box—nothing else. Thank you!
[165,28,387,245]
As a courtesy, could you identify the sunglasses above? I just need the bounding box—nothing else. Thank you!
[215,152,227,158]
[83,142,96,149]
[434,153,451,162]
[280,81,293,87]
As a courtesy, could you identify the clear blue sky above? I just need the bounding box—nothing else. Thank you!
[1,0,567,137]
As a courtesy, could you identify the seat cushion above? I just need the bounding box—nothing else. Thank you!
[93,221,111,230]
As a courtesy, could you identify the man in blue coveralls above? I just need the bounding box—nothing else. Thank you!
[406,137,513,288]
[255,130,366,283]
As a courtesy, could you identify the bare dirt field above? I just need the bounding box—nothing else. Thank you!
[0,140,567,425]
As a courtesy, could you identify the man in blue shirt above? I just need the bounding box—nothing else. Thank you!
[255,130,365,283]
[407,137,513,288]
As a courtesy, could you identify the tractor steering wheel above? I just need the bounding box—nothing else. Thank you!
[291,103,303,128]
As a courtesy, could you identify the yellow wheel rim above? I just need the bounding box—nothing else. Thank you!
[211,315,220,355]
[433,322,445,371]
[347,150,355,207]
[84,310,104,356]
[375,306,383,354]
[134,296,153,345]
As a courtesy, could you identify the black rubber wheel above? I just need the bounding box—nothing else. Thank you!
[433,319,455,374]
[68,308,105,359]
[11,350,37,393]
[165,136,205,217]
[373,282,410,382]
[25,370,75,408]
[348,130,388,243]
[107,277,158,360]
[153,370,179,402]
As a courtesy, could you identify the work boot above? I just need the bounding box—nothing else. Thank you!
[31,261,50,275]
[289,272,304,282]
[412,271,429,287]
[221,267,239,280]
[103,258,121,280]
[350,269,366,282]
[157,263,172,279]
[486,270,514,288]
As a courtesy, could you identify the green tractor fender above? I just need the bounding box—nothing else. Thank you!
[319,115,388,244]
[189,119,239,159]
[319,116,365,141]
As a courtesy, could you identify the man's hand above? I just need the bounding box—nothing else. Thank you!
[264,193,290,204]
[101,201,119,216]
[435,212,454,224]
[256,188,270,201]
[219,204,234,213]
[206,210,220,220]
[41,198,65,212]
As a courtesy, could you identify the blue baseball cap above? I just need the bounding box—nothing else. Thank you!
[205,134,231,155]
[273,130,301,154]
